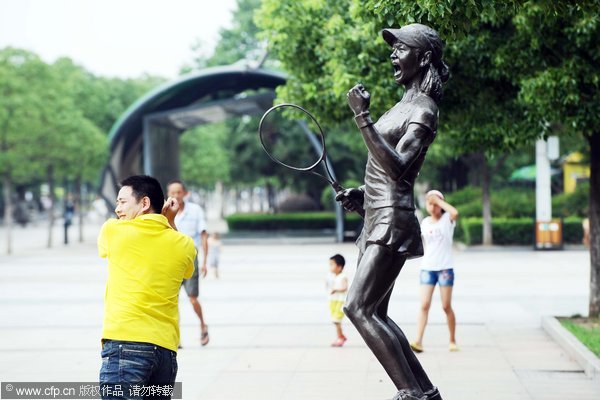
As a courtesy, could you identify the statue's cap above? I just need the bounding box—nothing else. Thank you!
[382,24,443,64]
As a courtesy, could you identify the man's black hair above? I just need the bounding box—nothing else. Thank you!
[330,254,346,268]
[120,175,164,214]
[167,179,187,191]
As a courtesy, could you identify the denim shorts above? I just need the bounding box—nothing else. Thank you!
[100,340,177,400]
[420,269,454,286]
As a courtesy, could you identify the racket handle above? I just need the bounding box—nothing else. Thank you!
[331,181,344,192]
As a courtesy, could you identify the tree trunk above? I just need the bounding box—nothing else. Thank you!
[75,176,84,243]
[266,183,276,212]
[235,188,241,212]
[46,166,55,248]
[215,181,225,218]
[478,152,493,245]
[588,132,600,317]
[3,173,13,255]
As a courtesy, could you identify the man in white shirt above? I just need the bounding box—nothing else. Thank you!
[167,180,210,346]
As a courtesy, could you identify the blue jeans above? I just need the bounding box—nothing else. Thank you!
[100,340,178,400]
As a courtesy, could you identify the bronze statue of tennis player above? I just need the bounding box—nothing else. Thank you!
[336,23,449,400]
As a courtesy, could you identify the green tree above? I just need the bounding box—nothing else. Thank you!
[257,0,537,244]
[0,48,110,252]
[53,57,165,134]
[0,48,48,254]
[180,122,231,188]
[257,1,599,314]
[181,0,264,72]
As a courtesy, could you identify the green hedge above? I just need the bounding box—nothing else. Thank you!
[225,212,362,231]
[455,217,584,245]
[445,185,589,219]
[227,213,584,246]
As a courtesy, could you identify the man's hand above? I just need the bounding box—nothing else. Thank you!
[201,262,208,278]
[162,197,179,229]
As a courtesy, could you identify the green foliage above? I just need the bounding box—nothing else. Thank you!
[445,186,481,207]
[443,186,535,218]
[0,48,108,185]
[52,58,165,134]
[256,0,598,216]
[182,0,264,71]
[455,216,583,245]
[256,0,544,159]
[0,46,162,191]
[225,211,362,230]
[357,0,525,40]
[553,182,589,218]
[514,4,599,136]
[491,187,535,218]
[563,216,586,244]
[180,122,231,188]
[320,177,363,210]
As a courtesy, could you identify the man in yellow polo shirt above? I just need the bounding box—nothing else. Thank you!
[98,175,195,400]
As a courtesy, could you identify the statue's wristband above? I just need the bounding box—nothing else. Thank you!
[354,111,373,129]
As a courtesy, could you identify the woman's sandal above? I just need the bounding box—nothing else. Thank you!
[409,342,423,353]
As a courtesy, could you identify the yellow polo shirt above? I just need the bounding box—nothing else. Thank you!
[98,214,196,352]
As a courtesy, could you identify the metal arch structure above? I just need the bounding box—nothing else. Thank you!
[99,65,345,241]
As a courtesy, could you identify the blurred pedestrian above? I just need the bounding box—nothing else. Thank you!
[207,232,222,279]
[410,190,459,353]
[167,180,210,346]
[327,254,349,347]
[91,195,110,222]
[98,175,196,399]
[582,217,590,248]
[63,194,75,244]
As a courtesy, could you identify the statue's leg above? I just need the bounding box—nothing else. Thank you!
[377,288,440,399]
[343,244,422,394]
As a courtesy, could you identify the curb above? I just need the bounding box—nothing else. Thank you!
[542,316,600,381]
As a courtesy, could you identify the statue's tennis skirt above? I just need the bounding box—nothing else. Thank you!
[357,207,424,259]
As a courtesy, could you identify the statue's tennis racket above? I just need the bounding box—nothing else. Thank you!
[258,103,364,218]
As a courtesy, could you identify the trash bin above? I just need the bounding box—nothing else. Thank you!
[535,219,563,250]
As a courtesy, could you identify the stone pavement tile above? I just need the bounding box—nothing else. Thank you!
[1,241,597,399]
[406,324,490,349]
[285,371,391,400]
[246,324,357,349]
[176,349,241,397]
[177,348,240,373]
[0,349,99,381]
[490,327,583,371]
[296,347,374,372]
[0,327,100,351]
[515,370,600,400]
[439,386,531,400]
[224,348,306,372]
[179,324,263,349]
[363,372,399,400]
[189,371,293,400]
[480,301,539,326]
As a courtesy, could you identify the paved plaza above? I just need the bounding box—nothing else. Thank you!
[1,221,600,399]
